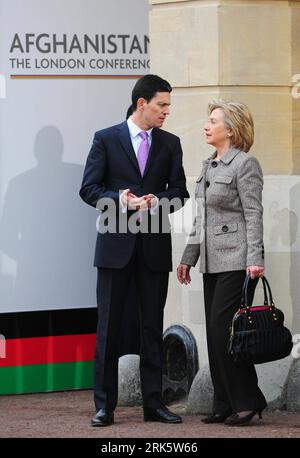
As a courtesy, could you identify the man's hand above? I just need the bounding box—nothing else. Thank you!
[128,196,150,211]
[121,189,136,207]
[177,263,191,285]
[121,189,145,210]
[121,190,157,211]
[246,265,265,279]
[143,194,158,210]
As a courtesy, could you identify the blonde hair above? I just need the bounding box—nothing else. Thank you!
[208,100,254,152]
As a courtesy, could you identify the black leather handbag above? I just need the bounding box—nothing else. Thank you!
[227,274,293,364]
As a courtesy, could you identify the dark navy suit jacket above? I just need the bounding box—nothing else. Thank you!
[80,121,189,272]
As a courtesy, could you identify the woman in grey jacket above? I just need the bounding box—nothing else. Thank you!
[177,101,267,426]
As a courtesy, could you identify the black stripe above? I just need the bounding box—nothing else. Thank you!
[0,308,97,339]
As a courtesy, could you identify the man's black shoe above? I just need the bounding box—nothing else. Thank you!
[201,412,231,424]
[143,406,182,424]
[91,409,114,427]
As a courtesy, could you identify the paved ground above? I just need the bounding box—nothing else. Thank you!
[1,390,300,438]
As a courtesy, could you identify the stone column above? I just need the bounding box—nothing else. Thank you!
[149,0,300,367]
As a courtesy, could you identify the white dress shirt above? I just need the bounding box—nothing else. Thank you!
[127,116,153,154]
[120,117,158,214]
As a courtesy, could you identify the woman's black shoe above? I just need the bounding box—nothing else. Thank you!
[201,412,231,424]
[224,409,263,426]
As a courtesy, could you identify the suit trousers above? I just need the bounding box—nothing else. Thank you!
[94,235,169,411]
[203,271,267,415]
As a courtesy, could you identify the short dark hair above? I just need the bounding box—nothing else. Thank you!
[131,74,172,111]
[126,105,133,119]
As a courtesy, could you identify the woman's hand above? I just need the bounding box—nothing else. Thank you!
[177,264,191,285]
[246,265,265,279]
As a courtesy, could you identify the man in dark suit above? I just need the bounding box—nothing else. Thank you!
[80,74,189,426]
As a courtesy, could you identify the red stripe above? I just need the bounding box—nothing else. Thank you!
[238,306,271,315]
[0,334,96,367]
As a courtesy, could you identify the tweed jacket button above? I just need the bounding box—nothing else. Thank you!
[206,180,210,187]
[211,161,218,168]
[222,225,229,232]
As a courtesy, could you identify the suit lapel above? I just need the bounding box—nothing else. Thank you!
[116,123,162,179]
[116,122,140,174]
[202,150,216,177]
[143,128,160,179]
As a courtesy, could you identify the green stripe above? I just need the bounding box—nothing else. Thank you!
[0,361,94,395]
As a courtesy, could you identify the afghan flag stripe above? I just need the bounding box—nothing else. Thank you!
[0,307,98,339]
[0,334,96,367]
[0,361,94,395]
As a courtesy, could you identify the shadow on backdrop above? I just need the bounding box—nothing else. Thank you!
[0,126,97,310]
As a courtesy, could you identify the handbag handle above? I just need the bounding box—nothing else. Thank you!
[230,274,277,336]
[261,276,274,306]
[241,274,275,309]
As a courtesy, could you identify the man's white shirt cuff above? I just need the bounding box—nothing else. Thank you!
[120,190,128,213]
[150,196,159,215]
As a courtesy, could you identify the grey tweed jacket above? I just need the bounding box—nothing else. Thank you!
[180,148,264,273]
